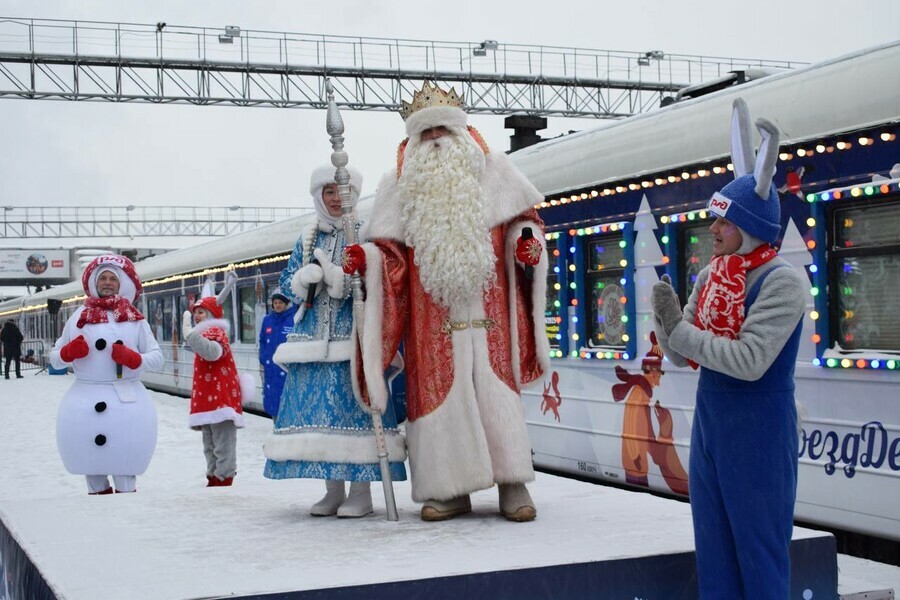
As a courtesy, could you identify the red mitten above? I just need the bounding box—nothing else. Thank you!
[60,335,89,362]
[111,343,142,370]
[516,235,542,266]
[342,244,367,275]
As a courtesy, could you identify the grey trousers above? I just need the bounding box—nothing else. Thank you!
[201,420,237,480]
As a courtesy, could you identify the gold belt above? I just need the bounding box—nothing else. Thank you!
[441,318,495,334]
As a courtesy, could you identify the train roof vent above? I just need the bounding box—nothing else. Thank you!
[669,68,789,104]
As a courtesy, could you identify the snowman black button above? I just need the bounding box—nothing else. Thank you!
[95,434,107,446]
[94,402,107,413]
[95,339,107,351]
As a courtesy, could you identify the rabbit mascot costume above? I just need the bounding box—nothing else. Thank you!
[652,99,806,598]
[182,272,254,486]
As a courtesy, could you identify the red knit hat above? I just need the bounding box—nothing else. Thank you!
[191,296,223,320]
[642,331,664,372]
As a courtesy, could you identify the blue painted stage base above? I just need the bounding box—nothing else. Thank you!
[1,510,837,600]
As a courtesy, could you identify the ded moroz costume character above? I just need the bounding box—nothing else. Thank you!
[263,165,407,519]
[51,254,163,494]
[182,273,251,487]
[652,98,806,598]
[342,82,550,522]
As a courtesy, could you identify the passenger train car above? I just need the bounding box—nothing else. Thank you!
[2,41,898,544]
[510,41,900,543]
[0,210,340,414]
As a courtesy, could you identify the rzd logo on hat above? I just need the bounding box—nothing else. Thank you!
[708,192,732,216]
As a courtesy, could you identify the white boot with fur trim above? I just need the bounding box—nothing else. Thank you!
[310,480,345,516]
[337,482,373,518]
[420,495,472,521]
[499,483,536,522]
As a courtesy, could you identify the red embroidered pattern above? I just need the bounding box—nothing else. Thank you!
[694,244,777,339]
[484,227,517,393]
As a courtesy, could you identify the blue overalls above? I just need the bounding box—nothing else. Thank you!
[689,265,802,599]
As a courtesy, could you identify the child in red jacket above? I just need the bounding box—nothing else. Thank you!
[183,292,245,487]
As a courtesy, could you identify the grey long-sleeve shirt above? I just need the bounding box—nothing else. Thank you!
[655,256,806,382]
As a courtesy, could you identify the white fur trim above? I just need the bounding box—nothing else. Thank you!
[239,372,257,404]
[190,318,230,335]
[263,429,406,463]
[273,339,352,367]
[404,105,468,137]
[505,220,551,386]
[350,244,390,413]
[406,321,535,502]
[310,164,362,228]
[189,406,245,429]
[368,151,544,242]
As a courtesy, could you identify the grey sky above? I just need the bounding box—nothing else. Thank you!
[0,0,897,216]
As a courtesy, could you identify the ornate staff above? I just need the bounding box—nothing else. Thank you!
[325,78,399,521]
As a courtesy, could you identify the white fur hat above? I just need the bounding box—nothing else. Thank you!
[309,164,363,227]
[404,105,468,138]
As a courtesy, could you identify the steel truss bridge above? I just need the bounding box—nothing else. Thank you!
[0,205,312,239]
[0,18,803,118]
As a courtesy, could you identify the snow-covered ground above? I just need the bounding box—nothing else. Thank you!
[0,374,897,598]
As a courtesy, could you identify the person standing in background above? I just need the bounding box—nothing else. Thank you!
[258,291,296,418]
[1,320,24,378]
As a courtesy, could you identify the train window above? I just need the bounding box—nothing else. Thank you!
[147,295,174,342]
[238,285,257,344]
[584,233,628,350]
[545,238,562,349]
[829,200,900,352]
[146,297,161,340]
[679,222,715,302]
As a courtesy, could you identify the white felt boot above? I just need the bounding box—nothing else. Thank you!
[498,483,536,522]
[337,482,373,518]
[310,480,346,516]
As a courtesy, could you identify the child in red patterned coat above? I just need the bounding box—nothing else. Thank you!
[183,293,245,487]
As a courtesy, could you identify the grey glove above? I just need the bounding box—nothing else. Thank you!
[652,274,684,336]
[185,329,224,361]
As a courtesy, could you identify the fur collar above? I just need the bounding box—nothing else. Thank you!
[367,151,543,241]
[192,318,230,335]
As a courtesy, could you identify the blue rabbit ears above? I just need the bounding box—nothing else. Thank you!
[707,98,783,244]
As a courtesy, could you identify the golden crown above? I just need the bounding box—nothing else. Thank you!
[399,81,465,121]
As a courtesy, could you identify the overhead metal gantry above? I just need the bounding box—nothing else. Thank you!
[0,205,312,239]
[0,18,803,118]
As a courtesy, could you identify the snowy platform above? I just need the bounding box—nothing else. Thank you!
[1,376,838,599]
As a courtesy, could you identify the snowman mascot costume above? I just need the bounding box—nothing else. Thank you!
[51,254,163,495]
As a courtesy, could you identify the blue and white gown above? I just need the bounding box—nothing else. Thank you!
[263,222,407,482]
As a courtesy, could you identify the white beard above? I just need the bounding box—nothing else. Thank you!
[399,128,497,308]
